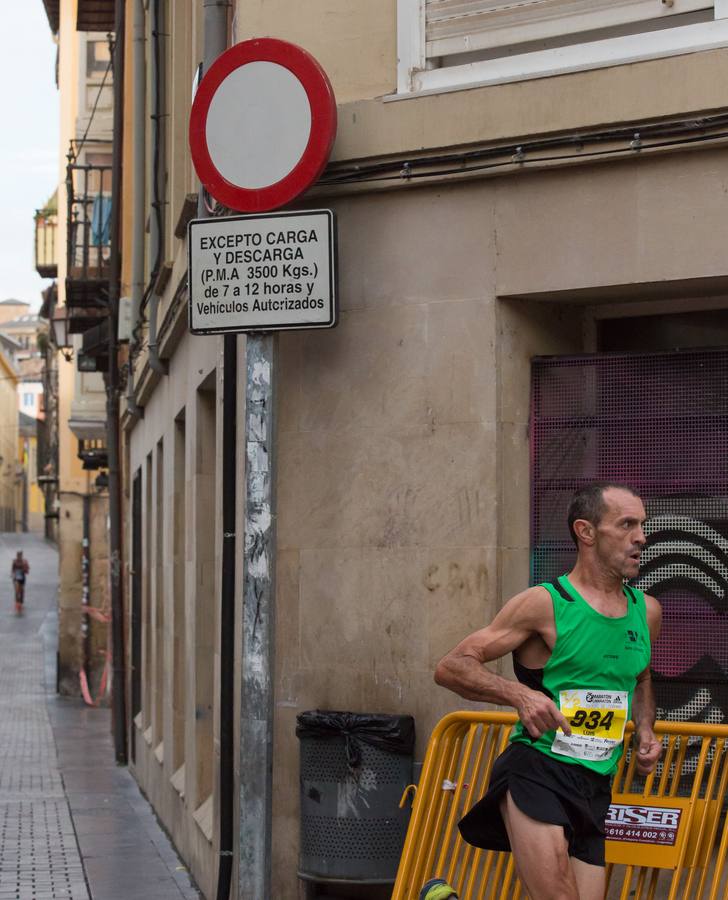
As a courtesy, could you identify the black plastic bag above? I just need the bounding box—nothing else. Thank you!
[296,710,415,772]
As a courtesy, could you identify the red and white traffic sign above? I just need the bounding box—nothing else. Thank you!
[189,38,337,212]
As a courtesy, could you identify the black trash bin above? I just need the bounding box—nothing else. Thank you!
[296,710,415,885]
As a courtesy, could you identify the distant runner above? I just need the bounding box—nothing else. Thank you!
[11,551,29,614]
[425,483,662,900]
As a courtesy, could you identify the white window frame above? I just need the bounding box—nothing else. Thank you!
[395,0,728,97]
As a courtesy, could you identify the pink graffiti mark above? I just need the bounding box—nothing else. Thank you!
[652,590,728,678]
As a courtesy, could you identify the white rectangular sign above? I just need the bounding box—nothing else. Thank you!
[188,209,337,334]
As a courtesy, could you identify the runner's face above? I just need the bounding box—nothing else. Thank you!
[594,489,647,579]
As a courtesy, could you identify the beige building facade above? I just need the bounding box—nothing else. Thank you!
[0,351,19,534]
[39,0,113,696]
[116,2,728,898]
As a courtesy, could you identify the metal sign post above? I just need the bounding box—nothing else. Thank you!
[238,332,276,900]
[189,37,337,900]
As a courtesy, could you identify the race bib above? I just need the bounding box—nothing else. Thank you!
[551,689,628,762]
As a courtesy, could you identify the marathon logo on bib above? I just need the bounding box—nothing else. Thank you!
[552,689,628,762]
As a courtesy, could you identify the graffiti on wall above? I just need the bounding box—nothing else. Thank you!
[637,508,728,730]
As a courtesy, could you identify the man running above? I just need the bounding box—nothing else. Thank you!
[430,483,662,900]
[11,551,29,614]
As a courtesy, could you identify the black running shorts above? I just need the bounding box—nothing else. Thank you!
[458,742,612,866]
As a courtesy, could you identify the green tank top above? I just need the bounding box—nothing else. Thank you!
[509,574,651,775]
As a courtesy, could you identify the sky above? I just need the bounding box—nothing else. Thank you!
[0,5,59,311]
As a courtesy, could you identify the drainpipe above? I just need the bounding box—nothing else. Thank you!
[21,468,28,533]
[201,6,233,900]
[239,336,277,900]
[147,293,167,374]
[108,0,128,765]
[81,494,91,681]
[126,0,146,417]
[146,0,168,376]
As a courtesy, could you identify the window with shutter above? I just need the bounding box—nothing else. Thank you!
[396,0,728,94]
[426,0,712,59]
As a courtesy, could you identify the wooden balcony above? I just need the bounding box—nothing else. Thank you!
[65,160,112,313]
[34,205,58,280]
[41,0,59,33]
[76,0,115,32]
[79,319,110,372]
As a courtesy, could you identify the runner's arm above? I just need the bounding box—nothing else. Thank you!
[632,594,662,775]
[434,586,571,738]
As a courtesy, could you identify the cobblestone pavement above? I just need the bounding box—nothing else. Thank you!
[0,532,200,900]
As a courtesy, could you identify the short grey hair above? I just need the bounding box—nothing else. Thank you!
[567,482,640,547]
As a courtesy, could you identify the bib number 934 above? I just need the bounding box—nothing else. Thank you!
[569,708,615,731]
[552,689,629,761]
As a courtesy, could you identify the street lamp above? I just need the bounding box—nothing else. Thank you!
[50,308,73,362]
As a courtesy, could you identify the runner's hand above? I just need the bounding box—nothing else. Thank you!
[517,688,571,739]
[635,730,662,775]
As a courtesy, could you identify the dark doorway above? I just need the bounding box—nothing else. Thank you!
[130,468,142,763]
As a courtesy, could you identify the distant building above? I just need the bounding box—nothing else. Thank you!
[0,313,41,357]
[0,347,19,532]
[0,314,47,534]
[18,412,44,532]
[0,334,23,363]
[0,300,30,327]
[18,383,43,421]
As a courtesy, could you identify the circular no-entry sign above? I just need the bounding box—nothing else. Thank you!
[189,38,337,212]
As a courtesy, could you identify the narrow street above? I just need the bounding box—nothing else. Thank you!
[0,533,200,900]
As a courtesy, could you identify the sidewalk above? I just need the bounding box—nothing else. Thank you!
[0,532,200,900]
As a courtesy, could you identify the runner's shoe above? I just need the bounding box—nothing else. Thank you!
[419,878,458,900]
[15,602,22,615]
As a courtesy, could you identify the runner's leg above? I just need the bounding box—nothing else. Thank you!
[571,857,606,900]
[500,792,579,900]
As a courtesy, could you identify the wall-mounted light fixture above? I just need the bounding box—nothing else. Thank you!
[50,308,73,362]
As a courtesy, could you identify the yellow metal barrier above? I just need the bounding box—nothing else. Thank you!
[393,712,728,900]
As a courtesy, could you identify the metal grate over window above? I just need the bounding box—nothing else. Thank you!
[531,349,728,729]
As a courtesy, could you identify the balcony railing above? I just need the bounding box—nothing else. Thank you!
[66,157,112,310]
[79,318,109,373]
[34,205,58,279]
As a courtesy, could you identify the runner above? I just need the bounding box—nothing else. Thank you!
[11,551,29,615]
[425,483,662,900]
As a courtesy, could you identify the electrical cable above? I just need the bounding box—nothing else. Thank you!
[195,115,728,217]
[324,112,728,181]
[139,0,165,316]
[72,36,114,162]
[319,116,728,187]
